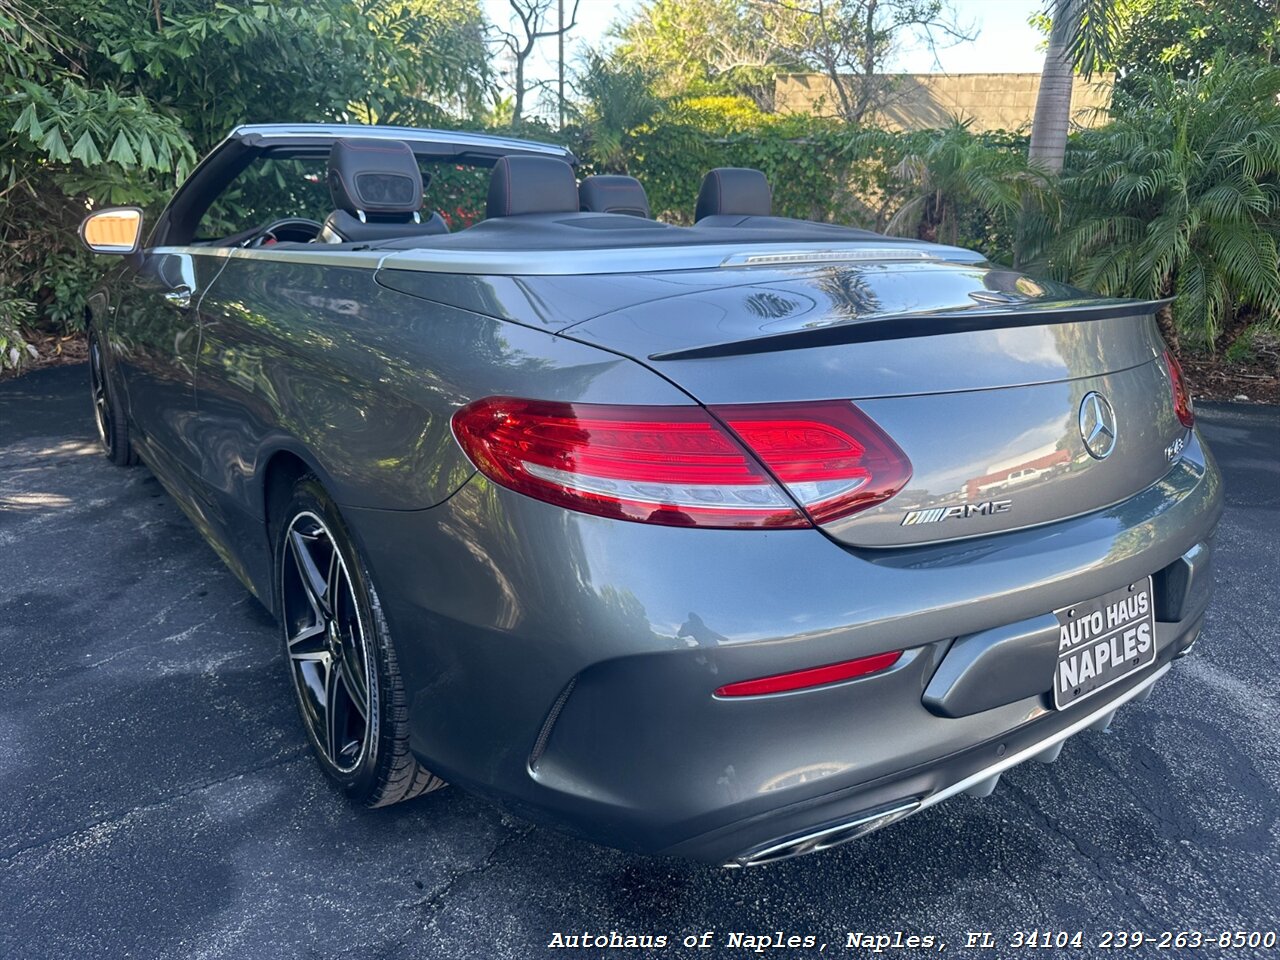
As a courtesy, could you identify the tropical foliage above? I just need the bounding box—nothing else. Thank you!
[572,53,663,173]
[1108,0,1279,89]
[1028,59,1280,349]
[885,123,1048,259]
[0,0,487,372]
[623,97,883,223]
[2,0,1279,373]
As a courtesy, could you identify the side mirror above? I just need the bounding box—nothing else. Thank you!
[79,207,144,255]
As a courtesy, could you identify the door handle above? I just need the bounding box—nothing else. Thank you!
[163,286,193,310]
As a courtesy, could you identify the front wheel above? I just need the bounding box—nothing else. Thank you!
[274,475,445,806]
[89,333,137,466]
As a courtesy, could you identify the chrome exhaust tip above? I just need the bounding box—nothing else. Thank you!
[723,800,920,868]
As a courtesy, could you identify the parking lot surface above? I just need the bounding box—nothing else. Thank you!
[1,364,1277,958]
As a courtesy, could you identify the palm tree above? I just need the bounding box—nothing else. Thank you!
[887,122,1050,257]
[1028,0,1118,174]
[574,52,663,173]
[1031,58,1280,350]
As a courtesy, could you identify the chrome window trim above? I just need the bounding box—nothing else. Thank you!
[228,123,572,159]
[375,241,981,276]
[148,246,389,270]
[146,241,982,276]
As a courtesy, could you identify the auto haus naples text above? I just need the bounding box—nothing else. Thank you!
[545,931,943,951]
[1056,587,1152,695]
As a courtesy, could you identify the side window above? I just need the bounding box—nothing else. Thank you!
[196,157,331,241]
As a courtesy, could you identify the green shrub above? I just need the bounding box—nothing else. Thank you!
[1029,56,1280,350]
[1224,323,1280,370]
[626,96,896,225]
[883,124,1042,262]
[0,0,490,360]
[0,292,37,373]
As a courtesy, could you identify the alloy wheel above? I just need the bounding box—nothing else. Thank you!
[280,511,375,773]
[89,338,111,451]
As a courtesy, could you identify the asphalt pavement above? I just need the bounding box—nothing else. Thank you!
[1,363,1277,959]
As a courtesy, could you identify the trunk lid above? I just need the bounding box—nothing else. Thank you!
[562,261,1187,547]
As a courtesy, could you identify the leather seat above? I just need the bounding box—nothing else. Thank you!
[694,167,773,222]
[319,138,448,243]
[485,156,579,218]
[578,175,650,218]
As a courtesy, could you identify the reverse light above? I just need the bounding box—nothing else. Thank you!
[451,397,911,529]
[715,650,903,697]
[1163,350,1195,428]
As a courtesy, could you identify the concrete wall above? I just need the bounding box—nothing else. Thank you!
[774,73,1114,132]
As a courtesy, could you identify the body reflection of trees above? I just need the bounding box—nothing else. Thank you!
[677,612,729,648]
[197,258,615,508]
[813,267,881,323]
[1103,462,1214,564]
[743,291,802,321]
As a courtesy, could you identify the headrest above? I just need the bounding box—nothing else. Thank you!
[486,156,579,218]
[578,175,650,218]
[694,168,772,222]
[327,138,423,216]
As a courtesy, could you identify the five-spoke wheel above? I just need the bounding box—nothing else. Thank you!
[274,475,445,805]
[280,510,375,773]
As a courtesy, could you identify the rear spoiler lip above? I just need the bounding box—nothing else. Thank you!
[648,297,1173,362]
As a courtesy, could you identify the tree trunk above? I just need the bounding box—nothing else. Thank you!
[513,56,525,125]
[1028,0,1076,174]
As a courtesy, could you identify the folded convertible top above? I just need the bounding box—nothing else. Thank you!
[373,212,907,253]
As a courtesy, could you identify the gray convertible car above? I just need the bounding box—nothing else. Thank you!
[80,123,1221,867]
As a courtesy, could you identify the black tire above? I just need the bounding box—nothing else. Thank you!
[274,474,444,807]
[88,332,137,466]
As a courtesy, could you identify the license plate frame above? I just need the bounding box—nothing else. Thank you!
[1052,577,1157,710]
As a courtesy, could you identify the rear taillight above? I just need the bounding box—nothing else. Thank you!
[451,397,808,528]
[712,402,912,523]
[451,397,911,528]
[1163,350,1195,428]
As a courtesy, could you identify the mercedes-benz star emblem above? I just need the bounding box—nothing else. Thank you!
[1079,391,1118,460]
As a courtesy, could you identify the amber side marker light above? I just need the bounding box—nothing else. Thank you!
[715,650,903,698]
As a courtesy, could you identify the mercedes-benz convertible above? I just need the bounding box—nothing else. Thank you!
[79,124,1221,866]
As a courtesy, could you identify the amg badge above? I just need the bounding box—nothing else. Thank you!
[901,499,1012,526]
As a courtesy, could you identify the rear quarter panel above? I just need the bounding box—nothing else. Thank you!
[192,251,690,596]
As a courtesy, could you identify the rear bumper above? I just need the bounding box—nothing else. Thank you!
[342,429,1222,863]
[707,635,1193,867]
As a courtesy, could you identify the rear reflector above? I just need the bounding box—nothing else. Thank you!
[451,397,911,529]
[1163,350,1195,428]
[715,650,902,697]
